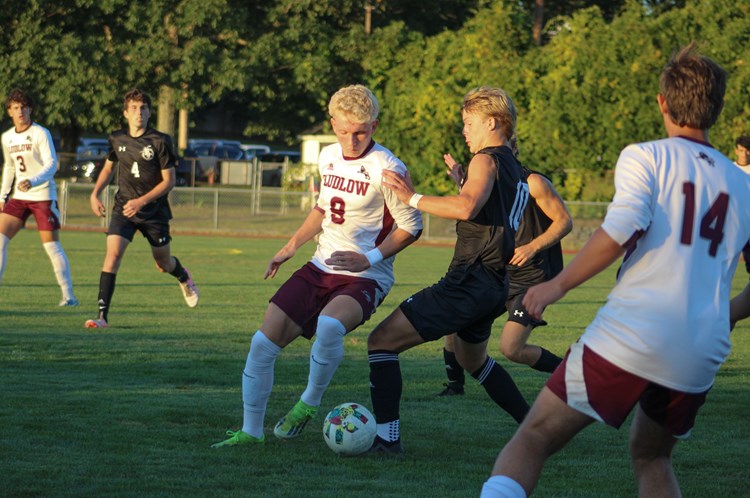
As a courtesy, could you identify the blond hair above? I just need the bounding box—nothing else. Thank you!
[328,84,379,123]
[461,87,517,140]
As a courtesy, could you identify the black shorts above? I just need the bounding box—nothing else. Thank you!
[400,263,507,344]
[505,292,547,328]
[108,212,171,247]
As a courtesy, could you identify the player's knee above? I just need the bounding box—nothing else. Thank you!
[500,341,524,362]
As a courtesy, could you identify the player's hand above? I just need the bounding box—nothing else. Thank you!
[122,198,146,218]
[0,201,5,212]
[89,195,106,217]
[381,170,414,204]
[265,247,295,279]
[522,280,565,320]
[17,180,31,192]
[325,250,369,272]
[444,153,464,187]
[509,243,537,267]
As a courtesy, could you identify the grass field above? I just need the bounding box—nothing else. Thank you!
[1,229,748,497]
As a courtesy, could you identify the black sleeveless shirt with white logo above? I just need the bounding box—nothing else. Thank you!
[449,145,529,280]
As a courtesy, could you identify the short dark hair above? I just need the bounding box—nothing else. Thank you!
[736,136,750,149]
[5,88,33,110]
[659,42,727,130]
[122,88,152,111]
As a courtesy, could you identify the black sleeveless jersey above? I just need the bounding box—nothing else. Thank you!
[107,128,177,221]
[508,168,564,289]
[449,145,529,280]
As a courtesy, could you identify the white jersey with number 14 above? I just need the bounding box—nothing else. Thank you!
[583,136,750,393]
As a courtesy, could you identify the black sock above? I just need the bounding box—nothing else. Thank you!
[97,271,117,321]
[532,347,563,373]
[471,356,529,423]
[368,350,402,424]
[443,348,465,386]
[169,257,188,283]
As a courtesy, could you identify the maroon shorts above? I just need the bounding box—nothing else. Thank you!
[1,199,61,231]
[546,341,708,438]
[270,262,386,339]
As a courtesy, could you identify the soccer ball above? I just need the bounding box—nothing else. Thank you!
[322,402,376,456]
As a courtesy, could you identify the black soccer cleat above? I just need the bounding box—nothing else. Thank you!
[367,436,404,455]
[436,382,465,397]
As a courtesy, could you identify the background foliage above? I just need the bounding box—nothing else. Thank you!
[0,0,747,198]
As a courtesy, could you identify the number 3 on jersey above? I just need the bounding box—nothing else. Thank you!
[131,161,141,178]
[681,182,729,257]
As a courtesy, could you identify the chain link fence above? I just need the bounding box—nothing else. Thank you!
[56,180,608,249]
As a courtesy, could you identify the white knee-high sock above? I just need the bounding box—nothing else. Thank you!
[242,330,282,438]
[0,233,9,286]
[43,241,75,300]
[480,476,527,498]
[300,315,346,407]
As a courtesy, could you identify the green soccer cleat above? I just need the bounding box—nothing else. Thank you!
[273,400,318,439]
[211,430,265,448]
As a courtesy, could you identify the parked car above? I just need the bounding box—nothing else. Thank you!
[258,150,301,164]
[64,155,108,183]
[240,143,271,160]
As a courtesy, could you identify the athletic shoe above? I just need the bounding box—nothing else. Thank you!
[211,430,265,448]
[84,318,108,329]
[179,268,199,308]
[59,297,79,307]
[436,382,465,396]
[273,400,318,439]
[367,436,404,455]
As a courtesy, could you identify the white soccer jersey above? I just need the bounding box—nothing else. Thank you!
[1,123,58,202]
[312,142,422,293]
[582,136,750,392]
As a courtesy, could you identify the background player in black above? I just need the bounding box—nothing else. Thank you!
[85,88,199,329]
[437,154,572,396]
[367,87,531,453]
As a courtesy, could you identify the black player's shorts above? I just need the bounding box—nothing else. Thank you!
[400,262,507,344]
[108,212,171,247]
[505,292,547,328]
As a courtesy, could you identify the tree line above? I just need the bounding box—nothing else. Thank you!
[1,0,746,200]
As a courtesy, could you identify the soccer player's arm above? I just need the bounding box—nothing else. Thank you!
[730,244,750,329]
[23,128,57,189]
[0,140,14,208]
[265,207,324,279]
[523,146,652,319]
[90,144,118,217]
[381,152,495,221]
[509,173,573,266]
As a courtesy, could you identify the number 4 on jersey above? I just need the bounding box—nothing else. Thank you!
[131,161,141,178]
[681,182,729,257]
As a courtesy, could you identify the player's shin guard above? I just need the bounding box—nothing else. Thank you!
[532,347,563,373]
[0,233,9,286]
[242,330,281,438]
[443,348,465,386]
[301,315,346,407]
[97,271,117,321]
[368,350,402,441]
[43,241,75,300]
[472,356,530,423]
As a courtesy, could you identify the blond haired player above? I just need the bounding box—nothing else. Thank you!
[212,84,422,448]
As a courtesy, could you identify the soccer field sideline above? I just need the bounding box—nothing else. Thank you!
[1,230,748,497]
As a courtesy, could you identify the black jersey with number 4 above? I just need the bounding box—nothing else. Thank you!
[107,128,177,221]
